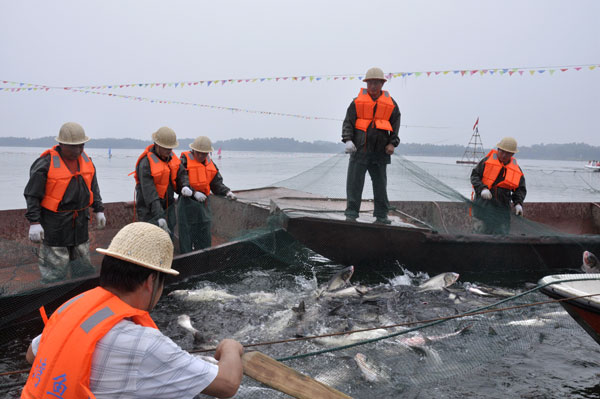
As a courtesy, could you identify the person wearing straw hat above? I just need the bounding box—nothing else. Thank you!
[24,122,106,284]
[342,67,401,224]
[471,136,527,235]
[23,222,244,398]
[177,136,237,253]
[133,126,191,234]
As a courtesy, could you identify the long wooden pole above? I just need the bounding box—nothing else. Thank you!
[242,351,352,399]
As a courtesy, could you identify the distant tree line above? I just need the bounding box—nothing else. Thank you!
[1,136,599,161]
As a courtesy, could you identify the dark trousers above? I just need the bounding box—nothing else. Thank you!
[345,159,390,219]
[177,197,212,253]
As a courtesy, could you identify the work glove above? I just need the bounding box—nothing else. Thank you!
[28,223,44,243]
[480,188,492,200]
[194,191,207,202]
[226,191,237,200]
[345,141,356,154]
[157,218,171,234]
[515,204,523,216]
[96,212,106,229]
[181,186,193,197]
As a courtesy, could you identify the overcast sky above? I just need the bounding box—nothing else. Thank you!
[1,0,599,147]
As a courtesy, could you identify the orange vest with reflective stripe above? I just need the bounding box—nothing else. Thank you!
[134,145,181,199]
[354,89,395,132]
[21,287,157,399]
[481,149,523,190]
[181,152,218,196]
[39,146,95,212]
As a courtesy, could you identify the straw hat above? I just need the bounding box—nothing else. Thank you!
[97,222,179,275]
[56,122,90,145]
[363,67,387,82]
[152,126,179,149]
[496,137,518,153]
[189,136,214,153]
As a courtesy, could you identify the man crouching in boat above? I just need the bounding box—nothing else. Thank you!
[470,137,527,235]
[22,222,244,399]
[24,122,106,284]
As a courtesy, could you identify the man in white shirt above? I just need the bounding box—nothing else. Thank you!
[23,222,243,399]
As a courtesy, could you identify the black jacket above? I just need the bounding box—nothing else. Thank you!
[470,155,527,209]
[24,148,104,246]
[341,94,401,165]
[135,146,189,222]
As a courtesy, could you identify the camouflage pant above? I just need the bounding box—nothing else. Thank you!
[38,241,96,283]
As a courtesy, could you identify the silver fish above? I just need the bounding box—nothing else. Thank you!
[582,250,600,273]
[177,314,203,342]
[354,353,389,383]
[418,272,460,291]
[397,324,472,347]
[326,266,355,291]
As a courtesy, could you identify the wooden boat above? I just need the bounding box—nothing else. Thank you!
[257,189,600,285]
[0,199,283,332]
[538,274,600,345]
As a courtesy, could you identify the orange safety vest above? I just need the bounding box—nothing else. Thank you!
[181,152,218,196]
[40,146,95,212]
[353,89,395,132]
[134,145,181,199]
[481,149,523,190]
[21,287,157,399]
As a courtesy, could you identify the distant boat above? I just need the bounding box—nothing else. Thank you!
[456,117,485,165]
[217,147,222,160]
[108,147,112,159]
[585,161,600,171]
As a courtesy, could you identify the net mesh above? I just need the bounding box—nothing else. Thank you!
[1,152,600,398]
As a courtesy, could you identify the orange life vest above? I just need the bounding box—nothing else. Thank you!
[21,287,157,399]
[481,149,523,190]
[353,89,395,132]
[134,145,181,199]
[39,146,95,212]
[180,152,218,196]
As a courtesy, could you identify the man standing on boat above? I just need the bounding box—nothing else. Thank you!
[470,137,527,235]
[24,122,106,284]
[178,136,236,253]
[342,67,401,224]
[23,222,244,398]
[134,126,191,234]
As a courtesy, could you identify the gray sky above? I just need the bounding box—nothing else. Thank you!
[1,0,599,147]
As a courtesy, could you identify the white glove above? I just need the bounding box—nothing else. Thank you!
[157,218,171,234]
[181,186,193,197]
[226,191,237,200]
[515,204,523,216]
[194,191,207,202]
[480,188,492,200]
[96,212,106,229]
[345,141,356,154]
[29,224,44,243]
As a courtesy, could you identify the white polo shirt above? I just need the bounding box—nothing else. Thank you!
[32,319,218,399]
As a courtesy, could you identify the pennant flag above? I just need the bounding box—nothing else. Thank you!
[473,117,479,131]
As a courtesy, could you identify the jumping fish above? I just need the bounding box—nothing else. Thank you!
[418,272,460,291]
[354,353,389,383]
[581,250,600,274]
[326,265,355,291]
[177,314,203,342]
[168,287,237,302]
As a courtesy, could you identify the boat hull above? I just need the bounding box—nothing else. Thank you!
[539,274,600,345]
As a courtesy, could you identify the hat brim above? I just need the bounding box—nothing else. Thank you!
[362,78,387,82]
[96,247,179,275]
[151,132,179,149]
[189,143,214,152]
[55,136,91,145]
[496,144,518,153]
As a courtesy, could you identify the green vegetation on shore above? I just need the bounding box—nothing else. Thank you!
[1,136,599,161]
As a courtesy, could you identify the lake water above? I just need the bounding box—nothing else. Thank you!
[1,146,600,398]
[1,146,599,210]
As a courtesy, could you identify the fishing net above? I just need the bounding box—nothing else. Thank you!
[1,152,600,398]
